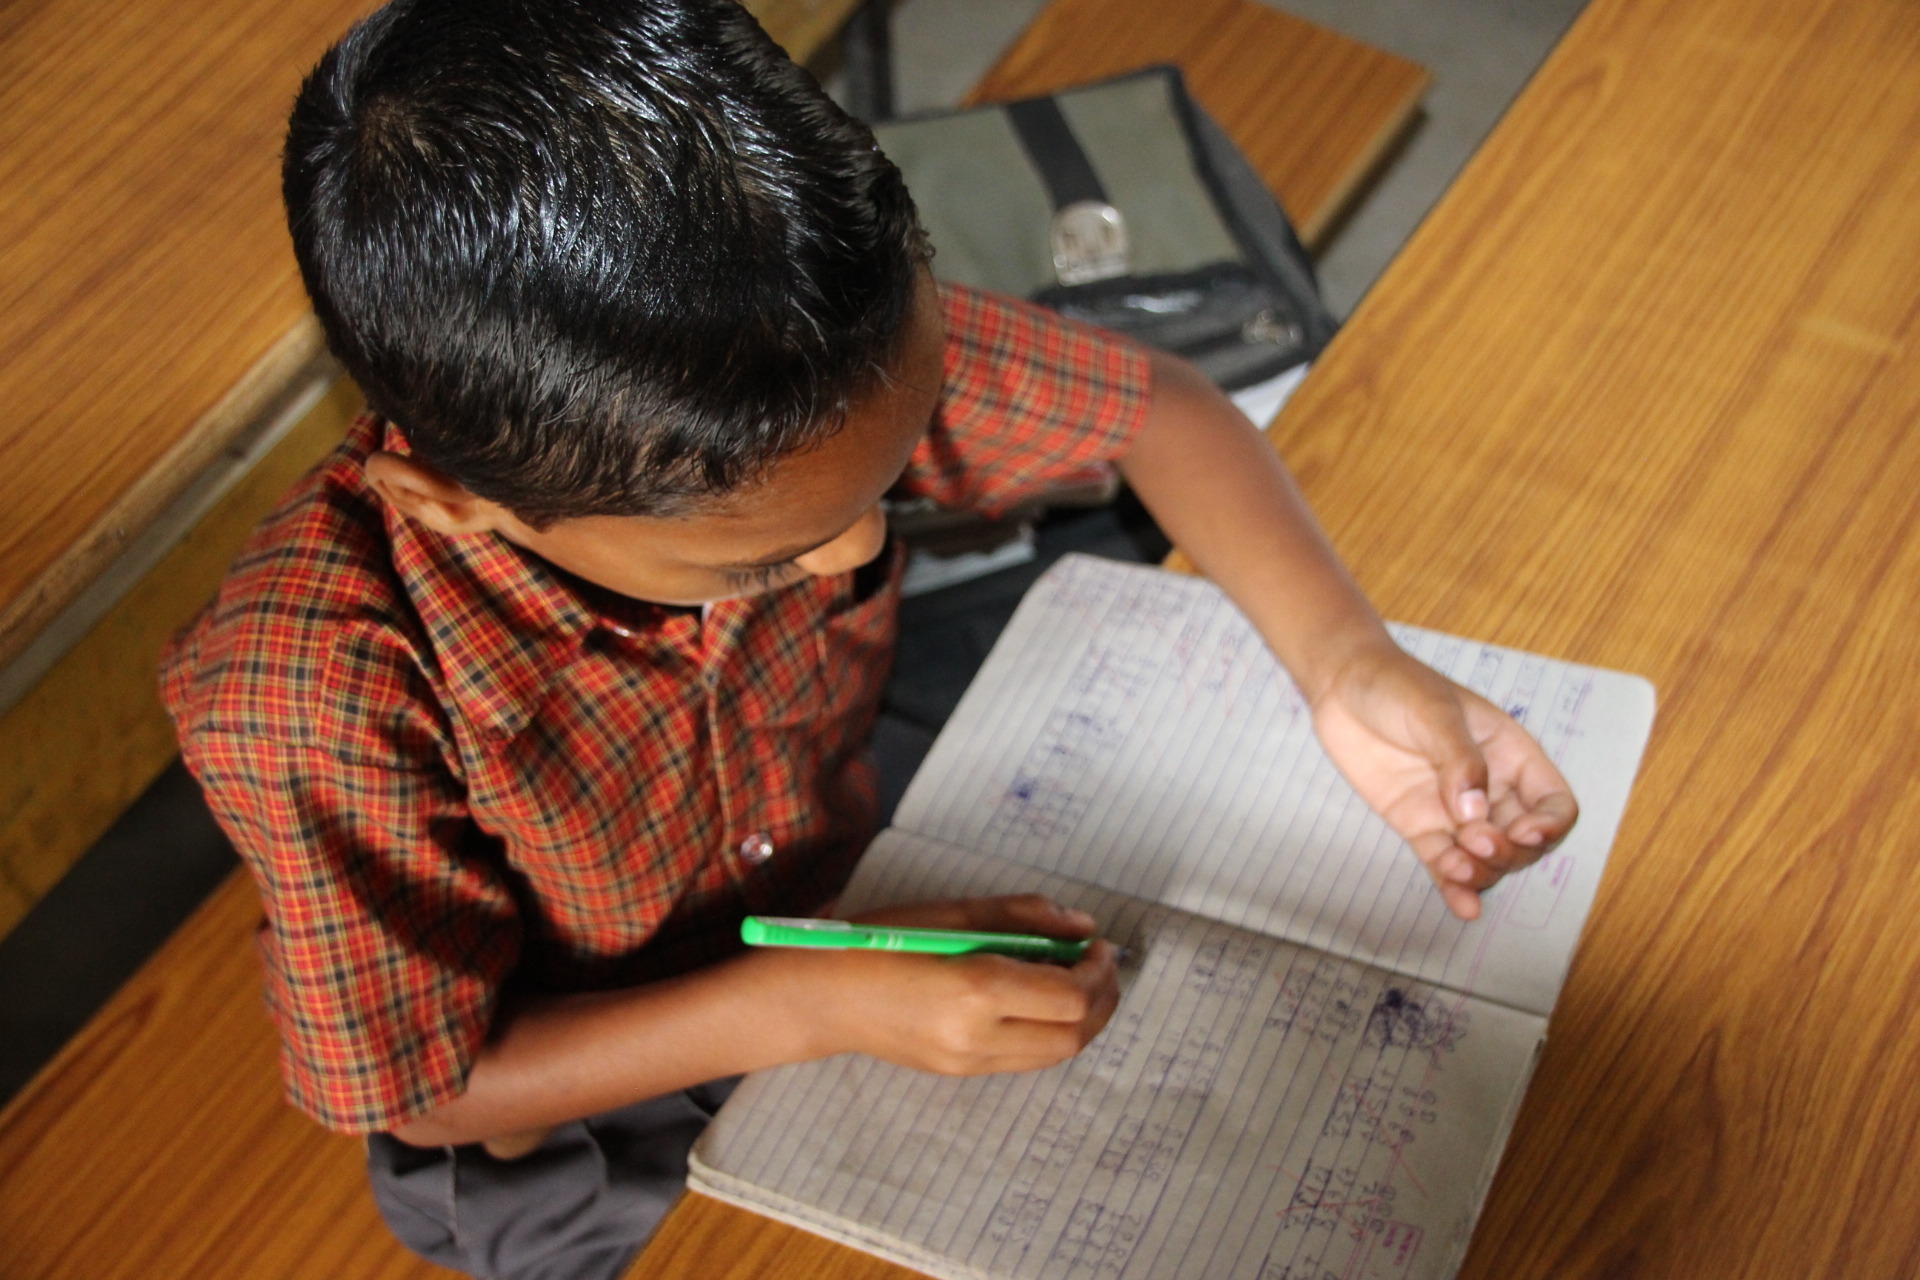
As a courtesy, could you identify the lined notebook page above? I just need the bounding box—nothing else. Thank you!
[692,837,1545,1280]
[895,555,1657,1018]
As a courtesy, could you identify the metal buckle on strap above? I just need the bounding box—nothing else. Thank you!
[1050,201,1131,286]
[1242,309,1305,348]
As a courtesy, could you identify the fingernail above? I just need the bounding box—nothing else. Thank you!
[1459,788,1489,822]
[1515,828,1545,847]
[1063,908,1097,929]
[1466,832,1497,858]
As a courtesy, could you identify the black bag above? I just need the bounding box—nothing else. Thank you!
[873,66,1337,390]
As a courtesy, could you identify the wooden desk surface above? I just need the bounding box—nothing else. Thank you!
[633,0,1920,1276]
[0,0,857,672]
[0,874,444,1280]
[0,0,372,668]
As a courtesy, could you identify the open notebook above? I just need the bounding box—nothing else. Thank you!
[690,554,1657,1280]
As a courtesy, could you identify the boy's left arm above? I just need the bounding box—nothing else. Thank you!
[1117,350,1578,920]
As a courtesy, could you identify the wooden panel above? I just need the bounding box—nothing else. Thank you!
[1285,0,1920,1276]
[0,381,362,940]
[0,0,375,670]
[966,0,1431,249]
[0,873,443,1280]
[0,0,862,673]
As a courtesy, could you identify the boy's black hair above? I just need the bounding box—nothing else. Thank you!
[284,0,928,526]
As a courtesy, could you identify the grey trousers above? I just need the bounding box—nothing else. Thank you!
[367,1078,737,1280]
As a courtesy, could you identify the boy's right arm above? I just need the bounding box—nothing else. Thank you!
[389,895,1119,1151]
[181,728,1116,1147]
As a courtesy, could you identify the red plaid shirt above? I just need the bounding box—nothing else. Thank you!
[162,284,1150,1133]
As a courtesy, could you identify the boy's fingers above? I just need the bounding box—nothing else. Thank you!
[1438,880,1482,921]
[1478,713,1579,838]
[1508,791,1579,849]
[1409,688,1492,828]
[960,894,1098,937]
[1452,817,1508,863]
[858,894,1097,938]
[975,1021,1100,1073]
[987,959,1122,1070]
[1409,831,1489,919]
[1076,948,1122,1031]
[1410,828,1491,883]
[1066,940,1121,1017]
[973,941,1118,1023]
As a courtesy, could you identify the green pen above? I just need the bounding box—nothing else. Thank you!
[741,915,1092,963]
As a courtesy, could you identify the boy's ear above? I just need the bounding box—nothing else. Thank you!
[363,451,509,536]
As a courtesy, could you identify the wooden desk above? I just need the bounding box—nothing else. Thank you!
[632,0,1920,1276]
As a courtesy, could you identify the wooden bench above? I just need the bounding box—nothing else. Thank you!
[0,4,1427,1277]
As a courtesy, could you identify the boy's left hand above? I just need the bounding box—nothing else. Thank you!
[1309,641,1579,920]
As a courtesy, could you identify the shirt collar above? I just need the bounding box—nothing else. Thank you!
[371,420,694,743]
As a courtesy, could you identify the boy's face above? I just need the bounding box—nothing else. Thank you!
[365,275,946,606]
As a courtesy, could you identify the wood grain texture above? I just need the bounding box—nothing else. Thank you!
[0,0,375,671]
[0,873,443,1280]
[640,1192,916,1279]
[0,380,363,941]
[1341,1,1920,1275]
[0,0,860,673]
[965,0,1431,250]
[0,322,338,674]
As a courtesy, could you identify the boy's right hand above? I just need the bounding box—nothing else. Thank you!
[771,895,1119,1076]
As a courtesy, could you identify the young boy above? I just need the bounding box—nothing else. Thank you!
[162,0,1577,1275]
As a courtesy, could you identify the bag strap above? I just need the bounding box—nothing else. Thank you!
[1004,97,1110,211]
[1006,97,1132,287]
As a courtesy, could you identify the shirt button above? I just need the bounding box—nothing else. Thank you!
[737,833,775,865]
[604,623,637,639]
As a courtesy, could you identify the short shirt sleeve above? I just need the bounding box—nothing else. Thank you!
[162,487,521,1134]
[898,282,1153,516]
[187,727,519,1133]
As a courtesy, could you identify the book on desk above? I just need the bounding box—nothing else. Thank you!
[690,554,1655,1280]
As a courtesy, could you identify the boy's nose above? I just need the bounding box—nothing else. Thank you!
[795,505,888,578]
